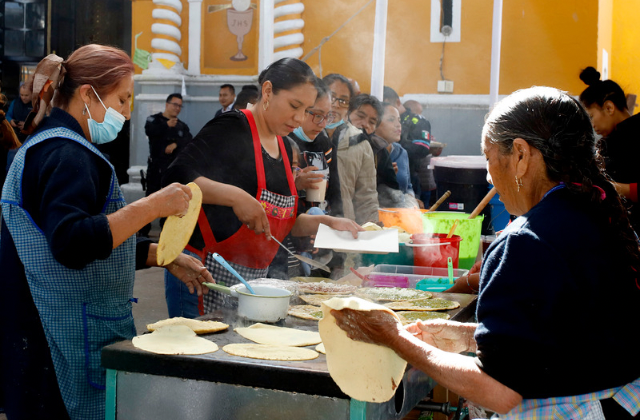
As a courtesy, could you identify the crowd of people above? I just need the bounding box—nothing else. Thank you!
[1,44,639,420]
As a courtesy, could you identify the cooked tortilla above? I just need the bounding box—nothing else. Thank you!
[288,305,324,321]
[132,325,218,355]
[146,317,229,334]
[355,287,432,302]
[222,343,319,361]
[396,311,450,325]
[297,281,357,295]
[319,297,407,403]
[384,298,460,311]
[234,323,322,347]
[157,182,203,266]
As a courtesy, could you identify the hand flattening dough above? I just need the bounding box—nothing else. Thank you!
[319,297,407,403]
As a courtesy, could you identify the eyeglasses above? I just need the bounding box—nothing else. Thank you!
[331,96,350,108]
[307,110,337,125]
[168,102,183,108]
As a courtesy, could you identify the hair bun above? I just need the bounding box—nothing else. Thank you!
[580,66,601,86]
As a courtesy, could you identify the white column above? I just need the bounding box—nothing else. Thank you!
[489,0,503,108]
[188,0,203,75]
[259,0,275,71]
[370,0,388,101]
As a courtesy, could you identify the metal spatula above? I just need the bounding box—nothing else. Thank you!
[270,236,331,273]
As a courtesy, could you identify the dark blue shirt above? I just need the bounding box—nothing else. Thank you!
[475,187,640,398]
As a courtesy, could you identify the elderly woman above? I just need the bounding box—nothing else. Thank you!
[332,87,640,418]
[0,45,212,420]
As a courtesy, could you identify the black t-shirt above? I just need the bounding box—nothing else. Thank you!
[163,110,295,249]
[600,112,640,231]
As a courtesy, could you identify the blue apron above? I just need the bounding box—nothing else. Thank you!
[1,127,136,420]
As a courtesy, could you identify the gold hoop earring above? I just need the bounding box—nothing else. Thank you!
[515,176,523,192]
[263,101,269,111]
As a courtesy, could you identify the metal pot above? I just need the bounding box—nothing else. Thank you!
[204,283,291,323]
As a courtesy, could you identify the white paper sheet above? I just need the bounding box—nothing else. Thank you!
[314,224,400,254]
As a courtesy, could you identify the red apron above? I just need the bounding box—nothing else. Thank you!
[187,109,298,312]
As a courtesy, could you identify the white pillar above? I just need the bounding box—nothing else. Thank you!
[259,0,275,71]
[188,0,203,75]
[489,0,503,109]
[370,0,388,101]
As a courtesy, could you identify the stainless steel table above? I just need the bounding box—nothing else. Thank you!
[102,293,476,420]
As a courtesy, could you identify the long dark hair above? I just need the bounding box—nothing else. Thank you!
[258,58,317,99]
[579,66,628,111]
[484,86,640,280]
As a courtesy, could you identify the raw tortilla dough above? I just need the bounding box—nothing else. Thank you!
[132,325,218,355]
[315,343,326,354]
[156,182,203,266]
[235,323,321,347]
[146,317,229,334]
[223,343,319,361]
[319,297,407,403]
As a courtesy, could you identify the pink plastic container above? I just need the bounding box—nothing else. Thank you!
[364,274,409,288]
[411,233,462,269]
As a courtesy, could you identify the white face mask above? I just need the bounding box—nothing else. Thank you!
[84,86,126,144]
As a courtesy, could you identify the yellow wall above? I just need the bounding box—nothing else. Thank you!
[301,0,597,96]
[130,0,601,97]
[611,0,640,113]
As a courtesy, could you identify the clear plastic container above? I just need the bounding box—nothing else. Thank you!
[371,264,469,290]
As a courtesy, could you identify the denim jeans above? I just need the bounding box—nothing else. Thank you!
[164,248,201,318]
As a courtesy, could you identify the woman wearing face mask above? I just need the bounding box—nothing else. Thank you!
[287,79,343,216]
[579,66,640,232]
[0,45,213,419]
[164,58,361,314]
[322,74,379,224]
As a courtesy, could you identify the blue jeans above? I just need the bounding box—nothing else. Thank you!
[164,248,201,318]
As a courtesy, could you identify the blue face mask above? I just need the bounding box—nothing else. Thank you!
[293,126,314,143]
[84,86,126,144]
[325,119,344,130]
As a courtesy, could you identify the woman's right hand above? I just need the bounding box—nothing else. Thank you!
[295,166,324,191]
[230,190,271,238]
[405,319,475,354]
[149,182,192,218]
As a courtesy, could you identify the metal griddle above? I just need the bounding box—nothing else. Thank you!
[102,293,477,420]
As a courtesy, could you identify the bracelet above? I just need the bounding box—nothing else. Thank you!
[466,275,478,293]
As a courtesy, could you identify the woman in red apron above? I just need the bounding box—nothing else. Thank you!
[164,58,361,314]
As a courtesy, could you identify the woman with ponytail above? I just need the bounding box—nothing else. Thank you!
[0,45,213,420]
[580,66,640,232]
[330,87,640,419]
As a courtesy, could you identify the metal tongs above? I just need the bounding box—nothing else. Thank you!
[270,236,331,273]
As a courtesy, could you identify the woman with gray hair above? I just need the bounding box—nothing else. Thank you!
[331,86,640,419]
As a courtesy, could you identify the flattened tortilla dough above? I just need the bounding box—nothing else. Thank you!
[222,343,319,361]
[355,287,432,302]
[315,343,326,354]
[146,317,229,334]
[319,297,407,403]
[234,323,322,347]
[157,182,203,266]
[132,325,218,355]
[299,294,351,306]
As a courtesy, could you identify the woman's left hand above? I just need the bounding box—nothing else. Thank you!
[327,217,364,239]
[166,253,213,296]
[331,308,404,347]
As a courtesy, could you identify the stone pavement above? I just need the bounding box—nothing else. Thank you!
[132,266,170,334]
